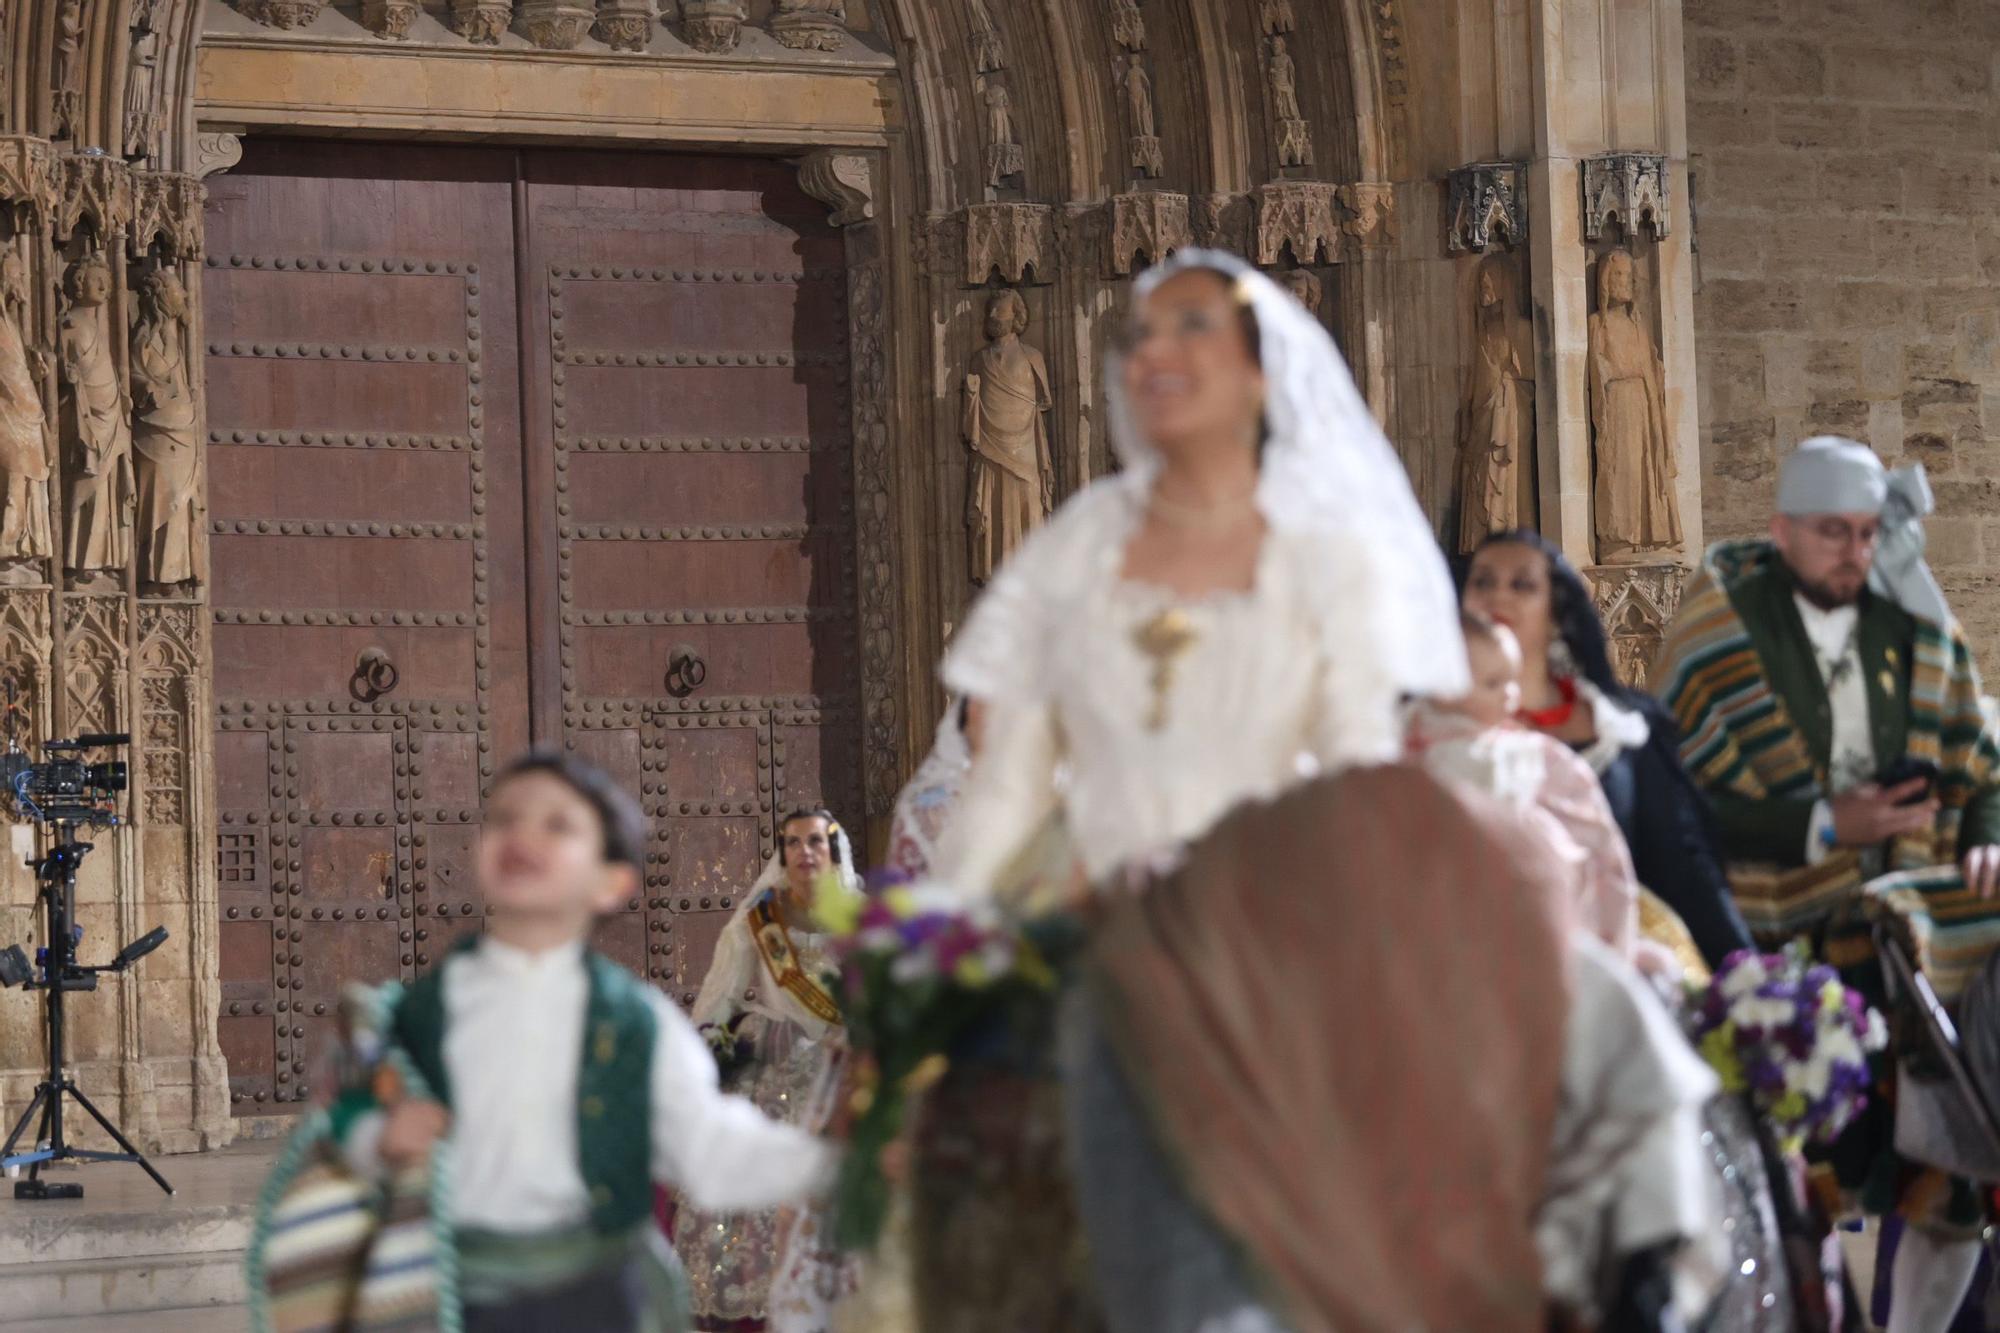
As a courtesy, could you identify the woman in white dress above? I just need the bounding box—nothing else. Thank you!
[677,809,859,1332]
[934,250,1472,1332]
[934,250,1725,1333]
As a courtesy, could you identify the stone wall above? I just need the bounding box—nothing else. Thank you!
[1686,0,2000,658]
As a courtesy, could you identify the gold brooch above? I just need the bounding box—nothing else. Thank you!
[1133,608,1200,732]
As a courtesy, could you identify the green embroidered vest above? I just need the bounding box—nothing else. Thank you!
[392,936,658,1235]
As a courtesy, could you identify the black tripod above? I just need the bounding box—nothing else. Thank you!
[0,820,173,1199]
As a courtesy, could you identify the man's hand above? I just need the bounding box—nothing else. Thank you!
[1830,780,1938,847]
[378,1098,449,1169]
[1963,844,2000,899]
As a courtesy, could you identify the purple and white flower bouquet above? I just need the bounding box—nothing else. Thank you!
[1687,945,1888,1153]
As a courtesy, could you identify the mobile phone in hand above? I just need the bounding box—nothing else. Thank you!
[1876,756,1941,806]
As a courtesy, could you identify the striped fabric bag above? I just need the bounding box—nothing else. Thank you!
[247,981,462,1333]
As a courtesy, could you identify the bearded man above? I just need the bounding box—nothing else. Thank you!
[1654,435,2000,1333]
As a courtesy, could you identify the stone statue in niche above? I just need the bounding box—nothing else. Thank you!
[58,254,132,576]
[1587,249,1681,563]
[1454,254,1536,553]
[1121,54,1163,178]
[1259,0,1295,34]
[983,84,1024,188]
[1278,267,1323,320]
[124,28,162,158]
[130,269,202,587]
[963,290,1053,584]
[0,253,53,565]
[52,0,83,139]
[1269,37,1312,167]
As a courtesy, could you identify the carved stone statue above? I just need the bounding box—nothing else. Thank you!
[130,270,202,586]
[1269,36,1302,122]
[1122,53,1155,138]
[1455,254,1536,553]
[58,255,132,576]
[52,0,83,138]
[963,290,1053,584]
[1587,249,1681,563]
[1278,267,1323,319]
[983,84,1024,188]
[1121,53,1163,177]
[0,253,53,563]
[1269,36,1311,167]
[124,28,162,158]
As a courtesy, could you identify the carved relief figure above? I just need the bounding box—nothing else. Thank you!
[678,0,745,51]
[124,29,162,157]
[130,270,202,587]
[963,290,1053,583]
[1587,249,1680,563]
[1455,255,1536,553]
[0,253,53,563]
[58,255,133,576]
[983,84,1024,188]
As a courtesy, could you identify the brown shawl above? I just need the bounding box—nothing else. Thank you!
[1089,764,1572,1333]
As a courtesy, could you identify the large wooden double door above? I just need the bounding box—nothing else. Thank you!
[204,141,862,1114]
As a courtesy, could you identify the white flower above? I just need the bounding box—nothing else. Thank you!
[889,951,938,985]
[1864,1009,1889,1051]
[1729,994,1796,1031]
[1720,956,1770,1001]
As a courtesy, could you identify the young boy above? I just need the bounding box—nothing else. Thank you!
[1406,611,1641,956]
[314,753,834,1333]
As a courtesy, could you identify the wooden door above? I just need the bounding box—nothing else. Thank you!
[205,142,532,1114]
[516,151,863,1006]
[205,142,864,1113]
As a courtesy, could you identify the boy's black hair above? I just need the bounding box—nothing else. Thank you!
[492,750,647,870]
[776,806,843,865]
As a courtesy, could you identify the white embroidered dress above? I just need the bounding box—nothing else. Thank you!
[677,859,858,1331]
[939,478,1441,899]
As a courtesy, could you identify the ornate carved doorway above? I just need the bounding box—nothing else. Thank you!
[204,140,862,1115]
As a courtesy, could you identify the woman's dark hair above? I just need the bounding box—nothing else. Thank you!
[777,807,843,866]
[1469,529,1629,703]
[492,750,648,870]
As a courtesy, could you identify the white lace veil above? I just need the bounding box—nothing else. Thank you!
[1108,248,1468,699]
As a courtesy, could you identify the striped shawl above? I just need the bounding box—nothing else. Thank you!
[1653,538,2000,944]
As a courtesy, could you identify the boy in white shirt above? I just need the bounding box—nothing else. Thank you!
[306,752,835,1332]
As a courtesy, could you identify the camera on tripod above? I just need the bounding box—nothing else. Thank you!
[0,725,174,1199]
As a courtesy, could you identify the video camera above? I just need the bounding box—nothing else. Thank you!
[0,717,173,1198]
[0,732,129,825]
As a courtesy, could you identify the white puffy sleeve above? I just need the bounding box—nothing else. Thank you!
[934,485,1120,903]
[1302,530,1436,771]
[646,987,836,1211]
[690,909,757,1031]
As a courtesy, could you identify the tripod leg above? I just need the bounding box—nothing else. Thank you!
[0,1084,47,1158]
[24,1089,53,1184]
[65,1085,173,1196]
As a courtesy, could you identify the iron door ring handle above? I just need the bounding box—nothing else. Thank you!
[352,647,399,702]
[667,646,707,697]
